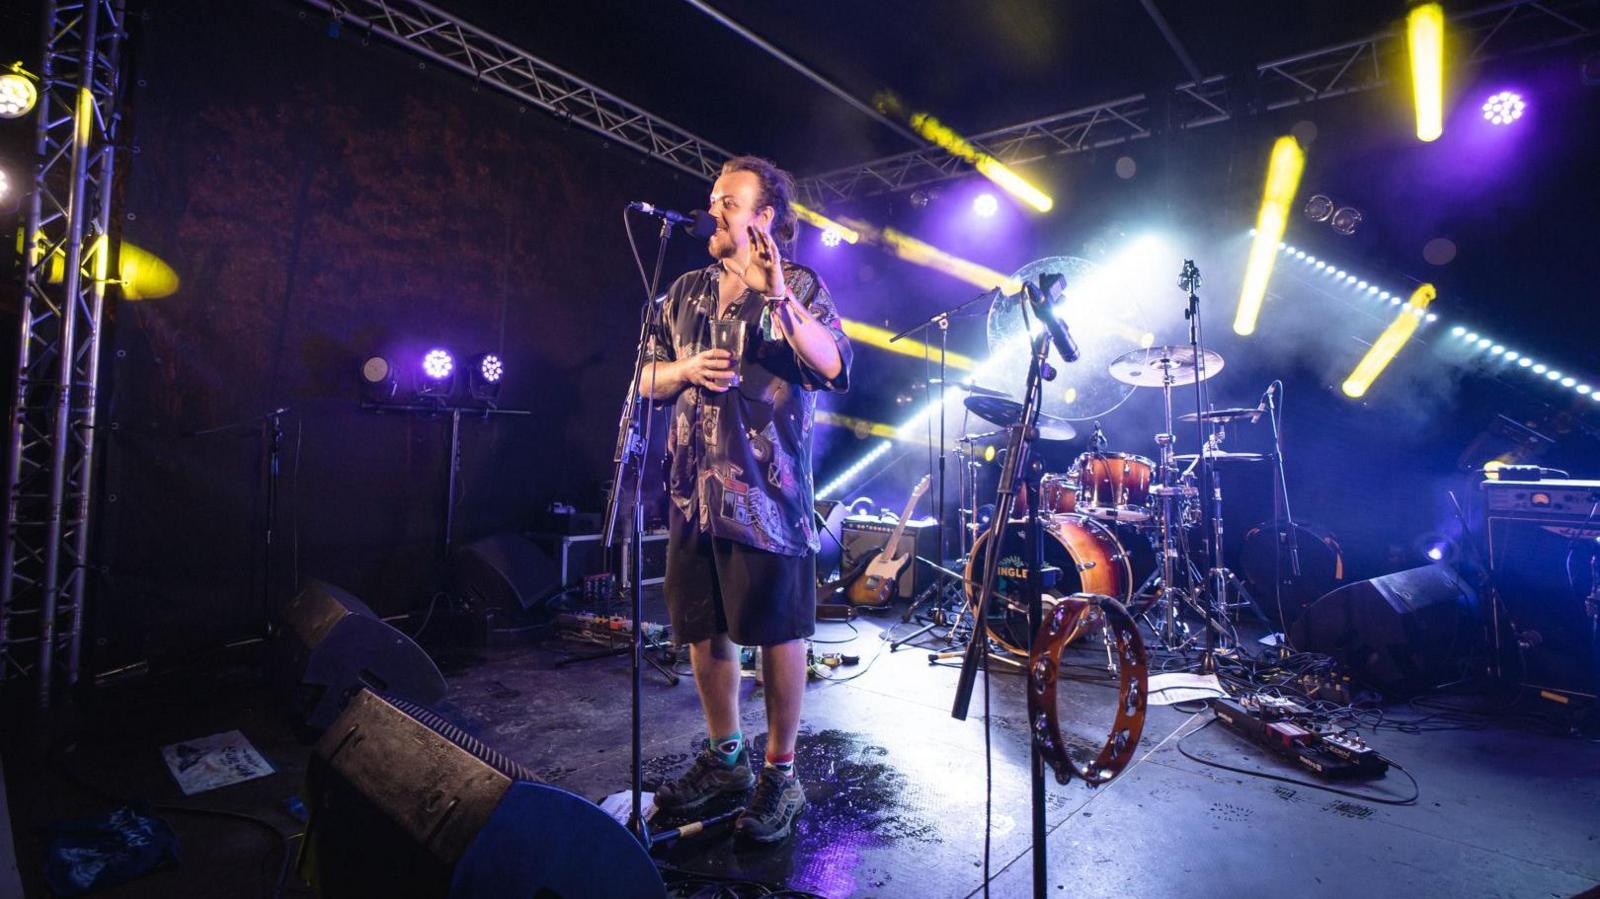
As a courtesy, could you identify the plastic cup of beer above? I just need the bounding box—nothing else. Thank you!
[710,319,747,388]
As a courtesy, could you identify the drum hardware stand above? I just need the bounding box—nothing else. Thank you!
[601,210,681,851]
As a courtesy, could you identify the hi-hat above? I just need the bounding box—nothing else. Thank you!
[1107,345,1225,387]
[962,395,1077,441]
[1178,406,1263,424]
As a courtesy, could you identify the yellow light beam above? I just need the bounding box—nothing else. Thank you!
[792,202,860,244]
[840,319,977,370]
[815,410,933,445]
[1408,3,1445,142]
[909,113,1053,213]
[1234,136,1305,336]
[1342,283,1436,398]
[15,230,181,299]
[840,216,1022,294]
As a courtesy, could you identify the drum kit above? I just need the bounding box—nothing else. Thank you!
[945,342,1280,660]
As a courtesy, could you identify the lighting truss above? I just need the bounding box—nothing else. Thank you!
[301,0,735,181]
[797,0,1598,204]
[1270,240,1597,404]
[3,0,128,706]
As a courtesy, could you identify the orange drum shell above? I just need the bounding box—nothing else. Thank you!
[1075,453,1155,519]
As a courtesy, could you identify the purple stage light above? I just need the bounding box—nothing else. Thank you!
[972,193,998,218]
[1481,91,1525,125]
[422,348,454,379]
[479,353,503,383]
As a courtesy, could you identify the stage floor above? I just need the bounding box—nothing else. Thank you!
[4,600,1598,898]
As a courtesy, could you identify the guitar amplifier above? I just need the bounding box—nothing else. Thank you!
[841,516,939,600]
[1480,479,1600,700]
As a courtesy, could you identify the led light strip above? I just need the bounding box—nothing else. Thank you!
[1263,235,1597,402]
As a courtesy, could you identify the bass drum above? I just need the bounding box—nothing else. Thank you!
[965,514,1153,656]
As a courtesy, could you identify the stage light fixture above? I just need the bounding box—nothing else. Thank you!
[0,168,9,203]
[0,65,37,119]
[1408,3,1445,142]
[1235,136,1305,336]
[820,228,843,247]
[1481,91,1526,125]
[361,355,397,402]
[467,352,503,401]
[1517,358,1532,368]
[1532,363,1547,374]
[418,348,455,397]
[1304,194,1335,222]
[1342,283,1435,398]
[1330,206,1363,236]
[973,193,999,218]
[1503,351,1518,361]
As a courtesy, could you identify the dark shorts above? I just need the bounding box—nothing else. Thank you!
[664,510,816,647]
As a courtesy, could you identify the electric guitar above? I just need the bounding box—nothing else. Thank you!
[844,475,931,609]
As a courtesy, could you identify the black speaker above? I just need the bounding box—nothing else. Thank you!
[275,580,447,733]
[300,690,663,898]
[1291,564,1479,694]
[454,533,562,615]
[841,516,938,600]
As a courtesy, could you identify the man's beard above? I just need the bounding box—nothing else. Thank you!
[708,229,737,259]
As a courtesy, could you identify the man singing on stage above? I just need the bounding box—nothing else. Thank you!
[639,155,851,843]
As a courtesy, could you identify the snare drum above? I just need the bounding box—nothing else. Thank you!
[1075,452,1155,523]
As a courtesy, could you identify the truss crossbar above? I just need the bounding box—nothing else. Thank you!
[796,0,1599,204]
[303,0,736,181]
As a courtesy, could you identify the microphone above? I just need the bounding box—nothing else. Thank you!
[628,202,717,239]
[1023,277,1080,363]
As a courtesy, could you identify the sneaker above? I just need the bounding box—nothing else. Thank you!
[654,744,755,814]
[734,765,806,843]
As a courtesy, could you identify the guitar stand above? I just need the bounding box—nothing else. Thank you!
[891,556,967,651]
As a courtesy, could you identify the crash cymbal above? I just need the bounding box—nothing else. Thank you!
[1173,451,1271,465]
[962,395,1078,441]
[1178,406,1264,424]
[1107,345,1225,387]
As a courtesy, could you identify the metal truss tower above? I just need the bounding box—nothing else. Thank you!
[2,0,128,708]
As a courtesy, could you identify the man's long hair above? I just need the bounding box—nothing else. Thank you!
[721,155,798,243]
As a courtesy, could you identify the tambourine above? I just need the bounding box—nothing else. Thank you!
[1027,593,1149,785]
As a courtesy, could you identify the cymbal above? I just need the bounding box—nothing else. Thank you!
[954,383,1013,401]
[962,395,1078,441]
[1178,406,1263,424]
[1173,451,1271,465]
[1106,345,1225,387]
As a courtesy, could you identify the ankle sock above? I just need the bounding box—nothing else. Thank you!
[765,751,795,777]
[712,731,743,767]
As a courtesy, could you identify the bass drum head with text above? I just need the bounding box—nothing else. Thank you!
[966,514,1135,655]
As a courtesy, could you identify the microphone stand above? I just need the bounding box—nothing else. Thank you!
[891,287,996,568]
[1180,260,1221,670]
[602,213,677,851]
[949,279,1059,899]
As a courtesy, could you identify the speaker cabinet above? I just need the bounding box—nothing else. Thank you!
[840,516,938,600]
[1291,564,1479,694]
[1484,519,1598,699]
[275,580,447,733]
[300,690,663,898]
